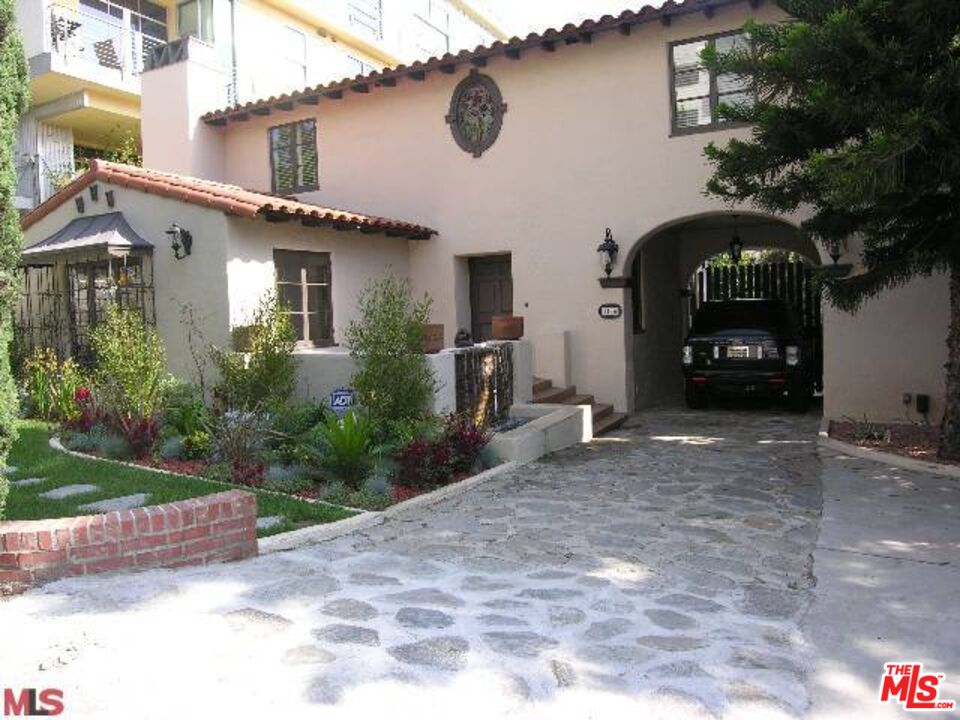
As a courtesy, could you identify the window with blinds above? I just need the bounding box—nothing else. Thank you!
[269,119,318,195]
[671,32,753,134]
[274,250,333,347]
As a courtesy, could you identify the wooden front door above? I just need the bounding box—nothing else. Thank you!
[469,254,513,341]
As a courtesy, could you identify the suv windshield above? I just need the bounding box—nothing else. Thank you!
[692,301,795,335]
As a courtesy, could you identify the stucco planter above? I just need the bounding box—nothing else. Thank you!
[423,324,445,353]
[492,315,524,340]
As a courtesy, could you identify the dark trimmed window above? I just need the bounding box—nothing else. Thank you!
[269,120,318,195]
[177,0,213,43]
[670,32,752,134]
[274,250,333,347]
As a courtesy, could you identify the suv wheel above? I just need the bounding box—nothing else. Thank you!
[685,380,708,409]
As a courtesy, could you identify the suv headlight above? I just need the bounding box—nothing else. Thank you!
[785,345,800,366]
[682,345,693,365]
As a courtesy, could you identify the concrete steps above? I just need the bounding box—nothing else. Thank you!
[531,377,626,436]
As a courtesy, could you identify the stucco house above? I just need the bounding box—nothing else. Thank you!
[19,0,949,426]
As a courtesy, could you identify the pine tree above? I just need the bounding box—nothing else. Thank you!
[0,0,29,517]
[702,0,960,458]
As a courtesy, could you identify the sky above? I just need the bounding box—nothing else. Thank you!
[486,0,666,35]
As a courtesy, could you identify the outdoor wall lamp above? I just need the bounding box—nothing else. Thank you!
[597,227,619,278]
[729,214,744,264]
[166,223,193,260]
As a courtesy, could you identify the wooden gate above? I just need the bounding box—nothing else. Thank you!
[691,262,823,390]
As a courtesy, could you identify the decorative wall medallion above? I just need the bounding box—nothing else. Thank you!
[446,70,507,158]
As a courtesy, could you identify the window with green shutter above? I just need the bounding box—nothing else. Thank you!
[269,120,318,195]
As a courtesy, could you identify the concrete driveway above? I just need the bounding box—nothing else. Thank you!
[1,409,955,719]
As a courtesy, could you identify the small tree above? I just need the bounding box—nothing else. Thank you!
[346,275,436,426]
[0,0,29,518]
[701,0,960,457]
[211,292,296,411]
[91,305,168,422]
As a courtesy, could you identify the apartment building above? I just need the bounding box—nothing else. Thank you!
[14,0,506,210]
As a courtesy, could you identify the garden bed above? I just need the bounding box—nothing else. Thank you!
[5,421,356,537]
[828,420,958,466]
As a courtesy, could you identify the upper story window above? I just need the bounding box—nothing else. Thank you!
[281,26,308,88]
[346,55,377,78]
[670,32,752,135]
[269,120,319,195]
[348,0,383,40]
[177,0,213,43]
[274,250,333,347]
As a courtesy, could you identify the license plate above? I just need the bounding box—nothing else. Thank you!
[727,345,751,359]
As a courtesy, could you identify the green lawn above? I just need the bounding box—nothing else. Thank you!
[4,421,356,537]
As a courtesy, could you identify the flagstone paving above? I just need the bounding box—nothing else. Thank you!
[37,483,99,500]
[1,409,823,718]
[78,493,150,513]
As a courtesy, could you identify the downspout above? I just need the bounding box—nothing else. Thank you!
[229,0,239,106]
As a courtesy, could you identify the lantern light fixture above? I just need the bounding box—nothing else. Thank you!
[597,227,619,278]
[166,223,193,260]
[828,237,842,264]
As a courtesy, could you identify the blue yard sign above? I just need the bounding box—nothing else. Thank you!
[329,387,355,418]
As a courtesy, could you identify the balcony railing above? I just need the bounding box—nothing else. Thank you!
[46,3,167,79]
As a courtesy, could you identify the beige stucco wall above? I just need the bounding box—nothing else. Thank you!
[224,216,411,341]
[212,3,792,412]
[134,0,949,421]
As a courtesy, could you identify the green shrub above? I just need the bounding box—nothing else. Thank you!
[267,400,328,465]
[212,293,296,411]
[345,274,436,426]
[21,348,85,421]
[98,432,134,460]
[161,381,209,438]
[182,430,212,459]
[158,435,185,460]
[317,410,374,490]
[322,481,392,512]
[91,305,168,421]
[263,464,313,494]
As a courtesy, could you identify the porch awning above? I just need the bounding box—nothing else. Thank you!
[22,212,152,263]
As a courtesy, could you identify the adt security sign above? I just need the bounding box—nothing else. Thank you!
[329,387,355,417]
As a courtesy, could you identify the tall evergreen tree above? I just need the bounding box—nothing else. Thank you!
[702,0,960,457]
[0,0,28,518]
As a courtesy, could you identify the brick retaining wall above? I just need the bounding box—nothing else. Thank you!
[0,490,257,595]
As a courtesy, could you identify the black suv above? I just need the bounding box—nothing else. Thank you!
[681,299,813,411]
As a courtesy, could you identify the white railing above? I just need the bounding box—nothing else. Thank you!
[46,3,167,79]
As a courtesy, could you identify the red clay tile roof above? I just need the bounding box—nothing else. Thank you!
[21,160,436,240]
[202,0,748,125]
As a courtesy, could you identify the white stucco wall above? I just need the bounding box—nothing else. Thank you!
[224,216,412,341]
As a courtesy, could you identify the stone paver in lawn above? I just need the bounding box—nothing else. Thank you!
[1,409,822,718]
[78,493,150,513]
[256,515,284,531]
[11,477,46,487]
[38,484,98,500]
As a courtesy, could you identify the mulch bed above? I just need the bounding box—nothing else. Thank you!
[829,421,960,466]
[138,458,209,476]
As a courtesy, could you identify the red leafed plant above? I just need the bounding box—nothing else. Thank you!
[113,414,160,459]
[392,414,489,491]
[442,413,490,473]
[391,485,420,503]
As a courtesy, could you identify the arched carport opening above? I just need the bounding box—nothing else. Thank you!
[623,212,823,411]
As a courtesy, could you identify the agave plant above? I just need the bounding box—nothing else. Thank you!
[316,410,374,490]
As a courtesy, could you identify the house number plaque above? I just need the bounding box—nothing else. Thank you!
[598,303,623,319]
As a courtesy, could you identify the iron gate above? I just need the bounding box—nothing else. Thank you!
[690,262,823,390]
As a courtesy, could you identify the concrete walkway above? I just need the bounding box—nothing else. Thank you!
[805,446,960,719]
[0,409,954,718]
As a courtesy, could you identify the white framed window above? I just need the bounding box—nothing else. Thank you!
[348,0,382,40]
[177,0,213,43]
[670,31,752,134]
[281,26,307,88]
[274,250,333,347]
